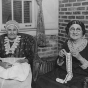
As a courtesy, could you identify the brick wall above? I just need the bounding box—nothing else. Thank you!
[38,35,58,58]
[58,0,88,49]
[33,34,58,77]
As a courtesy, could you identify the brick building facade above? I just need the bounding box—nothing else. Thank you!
[58,0,88,49]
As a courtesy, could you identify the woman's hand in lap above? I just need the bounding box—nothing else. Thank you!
[1,62,12,69]
[16,59,28,63]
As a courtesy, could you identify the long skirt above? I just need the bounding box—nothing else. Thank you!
[36,67,85,88]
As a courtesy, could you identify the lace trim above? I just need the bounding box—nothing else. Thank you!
[67,39,87,53]
[4,36,21,55]
[56,53,73,83]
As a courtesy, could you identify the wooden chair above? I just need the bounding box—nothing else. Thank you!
[83,77,88,88]
[20,33,41,81]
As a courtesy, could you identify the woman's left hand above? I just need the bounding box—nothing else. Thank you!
[71,51,84,63]
[16,59,28,63]
[71,51,88,66]
[71,51,80,59]
[80,64,88,69]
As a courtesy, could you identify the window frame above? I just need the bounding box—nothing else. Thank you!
[0,0,37,31]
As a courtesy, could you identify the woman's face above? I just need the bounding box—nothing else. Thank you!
[6,25,18,39]
[69,24,83,40]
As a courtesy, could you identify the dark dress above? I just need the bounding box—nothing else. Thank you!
[0,33,36,88]
[36,40,88,88]
[0,33,36,69]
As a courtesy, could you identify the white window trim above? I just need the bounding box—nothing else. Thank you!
[0,0,37,31]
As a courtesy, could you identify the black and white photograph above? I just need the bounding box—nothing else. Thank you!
[0,0,88,88]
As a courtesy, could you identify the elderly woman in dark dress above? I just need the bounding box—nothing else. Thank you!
[0,20,35,88]
[36,20,88,88]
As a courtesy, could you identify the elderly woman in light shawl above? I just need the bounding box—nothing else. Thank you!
[0,20,33,88]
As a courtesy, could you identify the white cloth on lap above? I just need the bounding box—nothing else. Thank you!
[0,71,32,88]
[0,57,25,65]
[0,62,30,81]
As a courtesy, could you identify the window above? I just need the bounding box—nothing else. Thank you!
[0,0,37,30]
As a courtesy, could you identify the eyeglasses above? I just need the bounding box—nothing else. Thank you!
[69,27,82,33]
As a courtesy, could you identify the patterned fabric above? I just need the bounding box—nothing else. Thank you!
[36,0,46,47]
[0,33,36,88]
[0,33,36,69]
